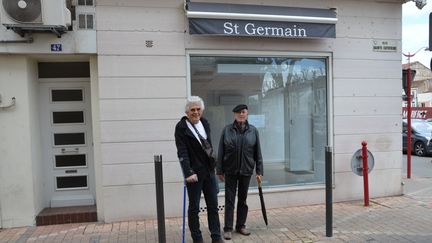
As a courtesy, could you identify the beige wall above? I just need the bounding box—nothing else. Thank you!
[27,58,45,219]
[90,56,104,221]
[0,55,42,227]
[96,0,186,222]
[96,0,403,222]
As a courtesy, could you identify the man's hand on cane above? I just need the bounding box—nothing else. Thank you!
[256,174,262,184]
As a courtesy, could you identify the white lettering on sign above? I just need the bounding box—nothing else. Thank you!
[224,22,307,37]
[223,22,240,34]
[402,110,428,119]
[244,23,254,34]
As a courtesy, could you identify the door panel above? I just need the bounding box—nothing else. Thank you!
[55,154,87,168]
[56,175,88,190]
[40,81,95,207]
[52,111,85,124]
[51,89,84,102]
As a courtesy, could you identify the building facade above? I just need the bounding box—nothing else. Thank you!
[402,61,432,107]
[0,0,404,228]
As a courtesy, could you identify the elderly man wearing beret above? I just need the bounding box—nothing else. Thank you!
[216,104,263,240]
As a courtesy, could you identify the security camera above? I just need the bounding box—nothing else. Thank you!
[413,0,427,9]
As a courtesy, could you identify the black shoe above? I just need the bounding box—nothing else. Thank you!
[236,227,251,236]
[193,240,204,243]
[212,239,225,243]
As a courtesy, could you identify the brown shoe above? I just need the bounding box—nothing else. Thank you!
[223,231,232,240]
[236,228,251,236]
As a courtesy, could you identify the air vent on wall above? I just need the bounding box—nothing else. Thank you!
[2,0,42,23]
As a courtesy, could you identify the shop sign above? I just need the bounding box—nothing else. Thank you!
[189,19,336,39]
[402,107,432,119]
[186,2,337,39]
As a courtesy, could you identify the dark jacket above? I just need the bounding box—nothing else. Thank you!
[175,116,215,178]
[217,121,263,176]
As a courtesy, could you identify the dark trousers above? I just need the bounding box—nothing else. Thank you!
[186,172,221,241]
[224,174,252,232]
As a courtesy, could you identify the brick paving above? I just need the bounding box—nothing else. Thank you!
[1,195,432,242]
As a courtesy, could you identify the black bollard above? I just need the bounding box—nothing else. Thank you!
[154,155,166,243]
[325,146,333,237]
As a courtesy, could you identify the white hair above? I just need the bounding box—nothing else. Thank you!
[185,96,205,112]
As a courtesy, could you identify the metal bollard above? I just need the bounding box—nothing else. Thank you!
[325,146,333,237]
[154,155,166,243]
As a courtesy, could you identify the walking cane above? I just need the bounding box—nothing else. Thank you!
[182,180,187,243]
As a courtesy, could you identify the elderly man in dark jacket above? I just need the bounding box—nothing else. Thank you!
[216,104,263,240]
[175,96,223,243]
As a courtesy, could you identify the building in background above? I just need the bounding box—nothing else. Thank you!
[0,0,405,228]
[402,61,432,107]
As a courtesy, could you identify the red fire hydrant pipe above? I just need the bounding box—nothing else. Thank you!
[362,141,369,207]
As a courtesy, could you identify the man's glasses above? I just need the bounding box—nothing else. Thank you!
[190,108,201,112]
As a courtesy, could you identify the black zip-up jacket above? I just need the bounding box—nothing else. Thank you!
[216,121,263,176]
[175,116,214,178]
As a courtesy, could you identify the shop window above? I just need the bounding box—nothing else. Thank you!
[190,55,328,188]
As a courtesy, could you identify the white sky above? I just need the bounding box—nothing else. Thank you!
[402,1,432,67]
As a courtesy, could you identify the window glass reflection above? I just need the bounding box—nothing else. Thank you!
[191,56,328,188]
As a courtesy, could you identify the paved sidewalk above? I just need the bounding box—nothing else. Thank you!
[1,194,432,243]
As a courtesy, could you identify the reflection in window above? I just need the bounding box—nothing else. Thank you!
[191,56,328,188]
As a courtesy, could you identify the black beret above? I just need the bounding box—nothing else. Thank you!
[232,104,248,112]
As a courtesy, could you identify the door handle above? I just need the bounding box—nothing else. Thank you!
[61,148,79,153]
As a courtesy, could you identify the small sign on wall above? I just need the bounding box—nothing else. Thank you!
[372,39,397,52]
[51,44,62,52]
